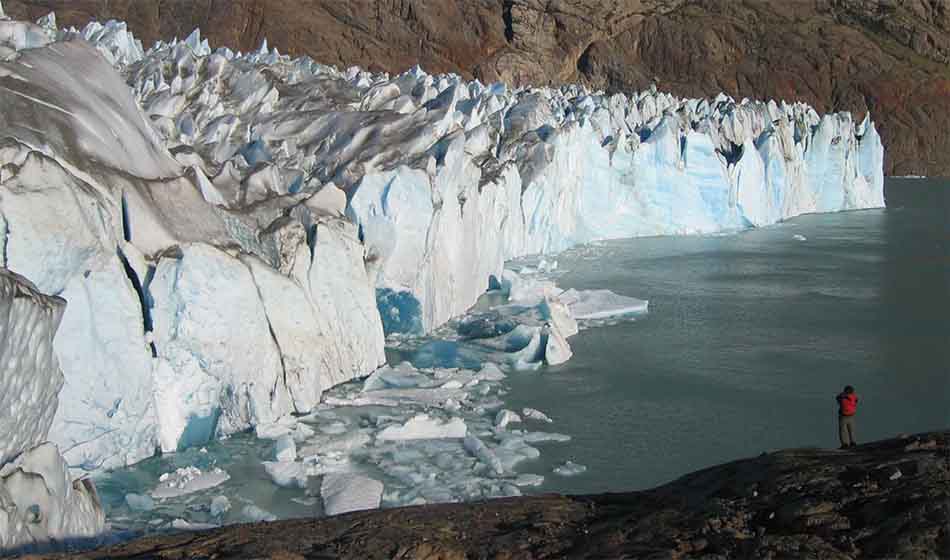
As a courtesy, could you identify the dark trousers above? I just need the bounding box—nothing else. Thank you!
[838,414,856,446]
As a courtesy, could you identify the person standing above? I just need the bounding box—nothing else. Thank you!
[836,385,858,449]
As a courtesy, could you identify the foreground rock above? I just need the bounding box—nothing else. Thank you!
[5,0,948,176]
[30,431,949,559]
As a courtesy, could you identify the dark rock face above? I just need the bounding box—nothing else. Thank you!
[28,432,950,559]
[4,0,949,176]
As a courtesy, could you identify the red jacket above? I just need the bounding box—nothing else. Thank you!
[837,392,858,416]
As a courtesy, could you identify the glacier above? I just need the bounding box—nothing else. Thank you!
[0,268,105,553]
[0,9,885,487]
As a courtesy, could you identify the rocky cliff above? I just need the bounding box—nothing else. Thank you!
[5,0,950,177]
[27,431,950,559]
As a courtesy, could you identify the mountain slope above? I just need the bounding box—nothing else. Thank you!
[5,0,950,177]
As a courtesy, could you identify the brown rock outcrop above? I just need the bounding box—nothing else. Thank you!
[27,431,950,559]
[4,0,950,176]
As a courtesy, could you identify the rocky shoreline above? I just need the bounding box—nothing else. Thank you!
[28,431,949,559]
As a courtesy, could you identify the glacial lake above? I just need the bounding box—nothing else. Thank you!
[95,178,949,531]
[501,177,950,494]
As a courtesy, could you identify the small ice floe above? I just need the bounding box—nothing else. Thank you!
[558,289,649,320]
[494,409,521,429]
[793,234,807,241]
[291,497,318,506]
[376,414,467,441]
[522,431,571,443]
[513,473,545,487]
[321,473,384,516]
[255,418,297,440]
[522,408,553,423]
[553,460,588,476]
[464,435,505,475]
[171,518,218,531]
[151,466,230,499]
[263,461,315,489]
[273,434,297,462]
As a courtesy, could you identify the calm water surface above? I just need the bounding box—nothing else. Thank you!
[504,178,950,494]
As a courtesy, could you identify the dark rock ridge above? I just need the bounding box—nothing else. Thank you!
[27,431,950,559]
[5,0,950,177]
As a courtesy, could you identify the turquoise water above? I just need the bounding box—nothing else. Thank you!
[501,179,950,494]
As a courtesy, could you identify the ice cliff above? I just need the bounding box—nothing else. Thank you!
[0,268,105,553]
[0,15,885,476]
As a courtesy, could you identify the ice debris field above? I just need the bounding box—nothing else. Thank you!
[0,5,883,549]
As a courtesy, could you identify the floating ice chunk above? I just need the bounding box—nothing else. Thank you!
[274,434,297,462]
[241,504,276,522]
[523,432,571,443]
[263,461,312,489]
[558,289,649,320]
[541,296,579,338]
[298,430,372,458]
[291,497,318,506]
[210,495,231,517]
[463,435,504,475]
[171,518,217,531]
[492,437,541,471]
[793,234,807,241]
[293,423,316,442]
[544,324,574,365]
[553,461,588,476]
[513,473,545,487]
[522,408,553,423]
[151,467,230,499]
[124,493,155,512]
[376,414,467,441]
[255,423,293,440]
[318,421,348,435]
[501,270,558,305]
[494,409,522,429]
[363,363,432,392]
[507,326,545,370]
[458,312,518,340]
[475,363,507,381]
[322,395,399,408]
[320,473,383,516]
[440,379,464,390]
